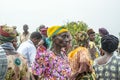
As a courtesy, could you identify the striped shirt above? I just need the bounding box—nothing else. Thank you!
[0,46,7,80]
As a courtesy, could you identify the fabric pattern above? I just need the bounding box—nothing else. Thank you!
[0,25,17,43]
[5,53,29,80]
[0,46,7,80]
[93,55,120,80]
[47,26,68,38]
[1,42,29,80]
[68,47,96,80]
[32,46,71,80]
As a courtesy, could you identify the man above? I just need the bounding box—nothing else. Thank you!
[20,24,30,44]
[87,28,100,60]
[17,31,42,80]
[17,31,42,67]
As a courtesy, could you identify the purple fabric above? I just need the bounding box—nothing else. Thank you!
[99,28,109,35]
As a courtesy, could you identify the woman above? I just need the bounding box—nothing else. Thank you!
[32,26,72,80]
[0,25,28,80]
[98,27,109,56]
[68,47,96,80]
[93,34,120,79]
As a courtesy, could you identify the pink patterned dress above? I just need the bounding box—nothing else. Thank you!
[32,46,71,80]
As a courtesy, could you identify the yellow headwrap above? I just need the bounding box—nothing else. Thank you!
[47,26,68,38]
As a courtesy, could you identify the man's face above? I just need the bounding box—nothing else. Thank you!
[23,25,28,32]
[33,38,42,46]
[40,28,47,37]
[89,33,95,41]
[53,32,72,49]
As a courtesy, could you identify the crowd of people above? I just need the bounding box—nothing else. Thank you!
[0,24,120,80]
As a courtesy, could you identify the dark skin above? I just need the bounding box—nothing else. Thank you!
[95,49,113,65]
[23,24,29,35]
[89,33,95,41]
[51,32,72,56]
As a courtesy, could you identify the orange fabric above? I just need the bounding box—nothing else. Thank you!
[68,47,93,75]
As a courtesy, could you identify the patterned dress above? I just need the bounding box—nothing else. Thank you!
[93,55,120,80]
[32,46,71,80]
[5,52,29,80]
[1,43,29,80]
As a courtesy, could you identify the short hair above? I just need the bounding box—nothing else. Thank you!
[39,25,45,30]
[30,32,42,39]
[87,29,95,35]
[101,34,119,53]
[23,24,28,28]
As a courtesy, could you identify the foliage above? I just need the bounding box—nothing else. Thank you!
[95,33,101,48]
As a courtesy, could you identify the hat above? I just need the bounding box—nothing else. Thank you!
[87,29,95,35]
[47,26,68,38]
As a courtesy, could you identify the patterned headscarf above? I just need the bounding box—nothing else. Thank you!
[0,25,17,43]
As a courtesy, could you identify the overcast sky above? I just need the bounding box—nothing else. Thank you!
[0,0,120,37]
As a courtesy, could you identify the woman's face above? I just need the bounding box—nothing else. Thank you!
[53,32,72,49]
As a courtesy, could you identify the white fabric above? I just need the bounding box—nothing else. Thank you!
[17,39,36,67]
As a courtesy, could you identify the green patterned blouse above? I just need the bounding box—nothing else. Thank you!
[93,55,120,80]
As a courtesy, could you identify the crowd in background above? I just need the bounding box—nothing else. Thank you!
[0,24,120,80]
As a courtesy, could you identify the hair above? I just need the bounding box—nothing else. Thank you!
[30,32,42,39]
[101,34,119,53]
[39,25,45,30]
[87,29,95,35]
[23,24,28,27]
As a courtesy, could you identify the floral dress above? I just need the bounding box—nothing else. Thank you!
[32,46,71,80]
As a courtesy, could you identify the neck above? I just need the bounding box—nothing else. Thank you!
[104,52,113,57]
[23,31,28,34]
[52,46,61,55]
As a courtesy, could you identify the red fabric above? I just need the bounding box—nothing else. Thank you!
[0,26,10,37]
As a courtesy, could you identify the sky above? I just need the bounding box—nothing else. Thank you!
[0,0,120,37]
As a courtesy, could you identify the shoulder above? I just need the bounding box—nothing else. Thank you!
[93,56,102,66]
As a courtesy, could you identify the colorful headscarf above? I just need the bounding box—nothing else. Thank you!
[47,26,68,49]
[47,26,68,38]
[0,25,17,43]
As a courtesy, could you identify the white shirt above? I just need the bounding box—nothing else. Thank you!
[17,39,36,67]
